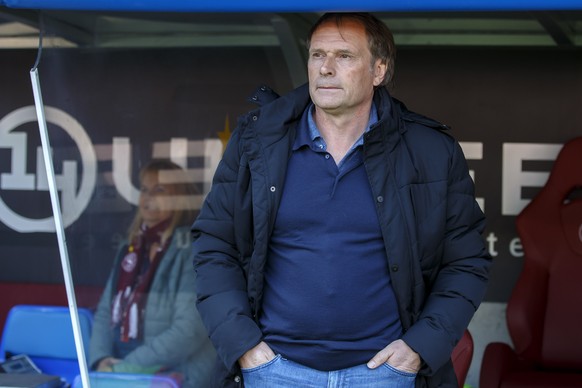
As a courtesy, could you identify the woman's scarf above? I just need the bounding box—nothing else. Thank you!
[111,218,171,342]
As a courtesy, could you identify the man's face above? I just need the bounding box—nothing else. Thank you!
[308,19,386,116]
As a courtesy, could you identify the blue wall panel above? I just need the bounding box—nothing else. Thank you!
[2,0,582,11]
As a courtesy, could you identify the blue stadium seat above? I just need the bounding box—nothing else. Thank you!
[0,305,93,385]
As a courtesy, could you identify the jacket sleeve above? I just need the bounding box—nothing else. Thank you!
[191,127,263,371]
[401,139,492,375]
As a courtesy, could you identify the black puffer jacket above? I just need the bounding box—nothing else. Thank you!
[192,84,491,388]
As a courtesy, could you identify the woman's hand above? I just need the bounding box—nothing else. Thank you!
[96,357,121,372]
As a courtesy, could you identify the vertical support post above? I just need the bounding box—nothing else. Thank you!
[30,68,91,388]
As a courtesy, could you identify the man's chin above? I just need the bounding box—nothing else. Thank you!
[313,101,343,113]
[311,95,341,109]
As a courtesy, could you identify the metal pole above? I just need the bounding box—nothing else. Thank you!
[30,68,91,388]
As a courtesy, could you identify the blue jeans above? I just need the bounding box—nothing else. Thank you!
[241,355,416,388]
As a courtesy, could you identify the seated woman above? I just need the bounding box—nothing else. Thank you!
[89,160,215,387]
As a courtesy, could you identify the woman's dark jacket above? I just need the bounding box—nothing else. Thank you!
[191,84,491,387]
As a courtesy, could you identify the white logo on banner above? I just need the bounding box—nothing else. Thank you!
[501,143,562,216]
[0,106,97,232]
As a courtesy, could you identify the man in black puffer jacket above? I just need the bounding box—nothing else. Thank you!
[192,12,491,388]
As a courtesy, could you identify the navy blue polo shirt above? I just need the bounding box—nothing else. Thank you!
[259,104,403,371]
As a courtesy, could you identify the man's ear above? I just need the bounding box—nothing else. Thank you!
[373,59,388,87]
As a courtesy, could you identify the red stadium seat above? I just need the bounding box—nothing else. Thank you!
[452,329,474,388]
[480,137,582,388]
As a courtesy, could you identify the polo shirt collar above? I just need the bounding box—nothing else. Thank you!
[293,102,379,151]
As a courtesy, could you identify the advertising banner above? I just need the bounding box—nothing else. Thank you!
[1,46,580,302]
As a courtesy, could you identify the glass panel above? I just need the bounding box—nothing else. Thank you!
[0,11,294,387]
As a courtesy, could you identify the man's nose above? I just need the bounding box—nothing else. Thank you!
[320,56,335,76]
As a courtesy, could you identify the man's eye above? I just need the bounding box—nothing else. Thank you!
[311,52,323,58]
